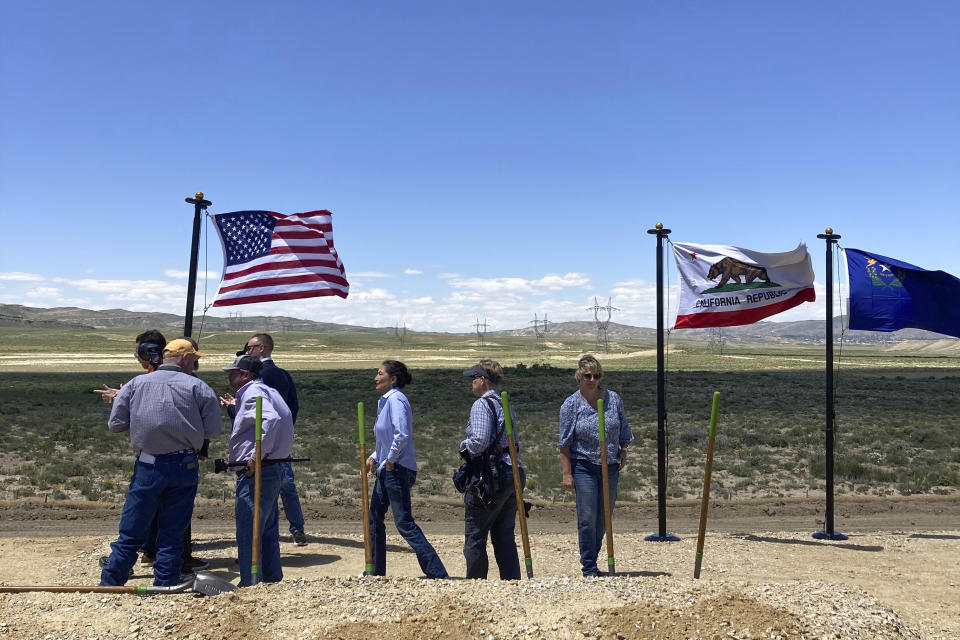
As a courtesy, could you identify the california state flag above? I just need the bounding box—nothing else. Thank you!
[673,242,816,329]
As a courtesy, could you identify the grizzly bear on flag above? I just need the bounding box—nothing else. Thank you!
[706,256,771,288]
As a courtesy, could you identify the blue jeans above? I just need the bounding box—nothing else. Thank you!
[100,452,199,586]
[279,461,305,535]
[572,457,619,576]
[369,464,448,578]
[235,464,283,587]
[463,463,524,580]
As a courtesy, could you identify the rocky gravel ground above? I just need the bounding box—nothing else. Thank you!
[0,575,925,640]
[1,497,957,639]
[2,528,957,640]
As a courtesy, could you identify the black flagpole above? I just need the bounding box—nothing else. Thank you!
[813,227,847,541]
[183,192,212,338]
[646,223,679,542]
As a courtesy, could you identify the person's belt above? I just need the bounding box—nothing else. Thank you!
[138,449,195,464]
[235,458,287,476]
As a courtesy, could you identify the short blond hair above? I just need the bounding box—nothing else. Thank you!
[477,358,503,385]
[575,354,603,383]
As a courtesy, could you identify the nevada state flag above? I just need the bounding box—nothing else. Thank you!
[845,248,960,338]
[673,242,816,329]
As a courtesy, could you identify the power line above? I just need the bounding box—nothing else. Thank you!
[473,317,488,347]
[530,313,551,350]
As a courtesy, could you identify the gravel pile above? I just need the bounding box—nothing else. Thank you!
[1,574,920,640]
[3,526,956,639]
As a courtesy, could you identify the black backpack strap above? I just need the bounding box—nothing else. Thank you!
[482,396,505,452]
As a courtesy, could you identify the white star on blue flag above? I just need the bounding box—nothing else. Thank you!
[215,211,278,266]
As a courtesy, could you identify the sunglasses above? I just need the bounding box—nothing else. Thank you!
[581,373,602,380]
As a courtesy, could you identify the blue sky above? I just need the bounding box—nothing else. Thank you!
[1,1,957,332]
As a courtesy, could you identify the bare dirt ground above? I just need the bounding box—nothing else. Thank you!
[1,495,958,639]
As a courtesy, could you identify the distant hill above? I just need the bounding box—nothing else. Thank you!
[493,318,950,345]
[493,321,656,340]
[672,318,951,344]
[0,304,390,334]
[1,303,955,345]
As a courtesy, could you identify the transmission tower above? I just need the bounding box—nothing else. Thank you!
[228,311,244,330]
[395,321,407,346]
[586,297,619,352]
[709,326,725,355]
[531,313,551,350]
[473,317,488,348]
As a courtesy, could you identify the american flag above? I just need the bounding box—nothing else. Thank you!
[211,210,349,307]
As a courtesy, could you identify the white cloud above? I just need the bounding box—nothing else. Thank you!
[25,287,61,298]
[437,272,459,279]
[0,272,45,281]
[164,269,221,279]
[52,277,184,296]
[350,287,397,302]
[448,273,590,295]
[404,269,422,275]
[775,280,846,322]
[532,273,590,289]
[609,279,657,302]
[351,271,393,278]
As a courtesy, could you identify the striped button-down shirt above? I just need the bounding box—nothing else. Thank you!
[108,365,221,455]
[228,378,294,463]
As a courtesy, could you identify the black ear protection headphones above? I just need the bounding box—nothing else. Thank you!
[137,342,163,367]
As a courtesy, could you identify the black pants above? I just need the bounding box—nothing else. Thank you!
[142,517,192,561]
[463,463,525,580]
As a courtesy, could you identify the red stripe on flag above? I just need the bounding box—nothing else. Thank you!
[223,258,341,280]
[212,287,349,307]
[674,287,815,329]
[269,245,332,256]
[276,220,332,233]
[273,230,328,240]
[218,273,350,294]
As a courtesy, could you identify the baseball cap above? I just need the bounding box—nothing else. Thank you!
[163,338,205,358]
[221,354,262,376]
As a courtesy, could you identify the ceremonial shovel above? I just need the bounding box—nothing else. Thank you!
[0,572,236,596]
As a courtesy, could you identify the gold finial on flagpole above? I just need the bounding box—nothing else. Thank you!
[825,227,833,235]
[655,222,663,230]
[196,192,205,199]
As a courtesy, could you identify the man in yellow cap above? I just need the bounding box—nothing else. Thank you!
[99,338,221,587]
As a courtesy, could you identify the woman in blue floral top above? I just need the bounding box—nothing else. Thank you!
[558,354,633,577]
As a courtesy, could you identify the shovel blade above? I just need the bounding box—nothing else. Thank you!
[191,571,237,596]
